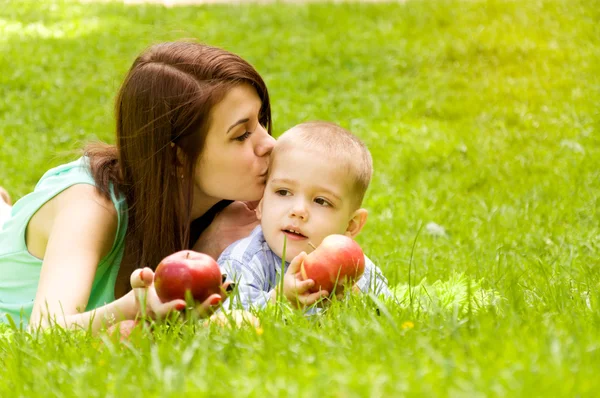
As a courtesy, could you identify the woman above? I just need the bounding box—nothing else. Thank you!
[0,41,276,332]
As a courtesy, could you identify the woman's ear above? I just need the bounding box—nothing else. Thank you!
[255,199,264,221]
[175,144,185,167]
[345,208,368,238]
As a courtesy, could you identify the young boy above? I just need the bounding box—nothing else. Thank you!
[218,121,390,310]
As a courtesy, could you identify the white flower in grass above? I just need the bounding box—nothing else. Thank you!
[560,140,585,154]
[425,221,447,238]
[456,143,468,154]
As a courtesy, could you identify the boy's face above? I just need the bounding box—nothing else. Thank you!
[257,146,360,262]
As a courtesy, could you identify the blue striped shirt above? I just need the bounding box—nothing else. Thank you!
[218,226,391,310]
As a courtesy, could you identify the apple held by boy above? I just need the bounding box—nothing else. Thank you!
[300,234,365,295]
[154,250,222,304]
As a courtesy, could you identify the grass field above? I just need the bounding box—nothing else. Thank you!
[1,0,600,396]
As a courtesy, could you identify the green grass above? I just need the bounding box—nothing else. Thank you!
[1,0,600,395]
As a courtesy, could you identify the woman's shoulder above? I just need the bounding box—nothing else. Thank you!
[2,157,124,257]
[55,183,117,216]
[25,182,119,260]
[12,156,124,221]
[35,157,93,188]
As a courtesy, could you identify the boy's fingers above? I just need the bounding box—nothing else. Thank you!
[287,252,306,274]
[295,279,315,294]
[301,291,329,306]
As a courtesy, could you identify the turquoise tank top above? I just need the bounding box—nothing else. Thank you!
[0,157,128,326]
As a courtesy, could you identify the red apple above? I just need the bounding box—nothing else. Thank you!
[300,234,365,294]
[154,250,222,304]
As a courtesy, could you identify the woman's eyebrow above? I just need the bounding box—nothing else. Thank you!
[227,118,249,134]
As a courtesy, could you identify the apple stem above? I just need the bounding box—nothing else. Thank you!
[308,242,317,251]
[186,252,190,259]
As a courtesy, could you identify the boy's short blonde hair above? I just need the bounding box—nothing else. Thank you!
[273,121,373,208]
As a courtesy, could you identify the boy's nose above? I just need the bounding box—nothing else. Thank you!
[290,201,308,220]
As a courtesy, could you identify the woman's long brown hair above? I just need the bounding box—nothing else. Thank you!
[84,42,272,282]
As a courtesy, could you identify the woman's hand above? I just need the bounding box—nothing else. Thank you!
[129,267,226,319]
[130,267,186,319]
[270,252,329,309]
[193,201,260,259]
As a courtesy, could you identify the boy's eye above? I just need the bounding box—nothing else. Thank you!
[234,131,253,142]
[314,197,332,207]
[275,189,291,196]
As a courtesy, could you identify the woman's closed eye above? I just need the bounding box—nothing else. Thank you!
[234,131,253,142]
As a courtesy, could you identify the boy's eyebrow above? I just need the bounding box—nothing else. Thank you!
[226,118,249,134]
[270,178,296,186]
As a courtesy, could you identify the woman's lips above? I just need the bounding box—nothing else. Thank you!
[258,170,268,182]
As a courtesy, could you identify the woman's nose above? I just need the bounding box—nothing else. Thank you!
[255,127,276,157]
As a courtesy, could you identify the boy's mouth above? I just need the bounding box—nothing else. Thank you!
[282,228,308,240]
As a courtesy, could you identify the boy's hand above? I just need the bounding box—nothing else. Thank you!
[277,252,329,309]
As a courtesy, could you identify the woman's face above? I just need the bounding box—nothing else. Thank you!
[194,84,276,205]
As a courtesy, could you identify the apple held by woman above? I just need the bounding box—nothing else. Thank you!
[300,234,365,295]
[154,250,223,304]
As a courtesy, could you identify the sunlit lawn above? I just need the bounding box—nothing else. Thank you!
[1,0,599,396]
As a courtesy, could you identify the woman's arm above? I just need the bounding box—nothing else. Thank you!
[29,184,138,331]
[28,185,225,333]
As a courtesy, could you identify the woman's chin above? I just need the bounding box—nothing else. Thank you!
[224,190,262,203]
[244,190,265,202]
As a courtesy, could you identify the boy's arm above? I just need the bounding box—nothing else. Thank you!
[356,255,392,298]
[219,257,273,310]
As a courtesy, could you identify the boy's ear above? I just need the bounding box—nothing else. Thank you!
[255,198,264,221]
[344,208,368,238]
